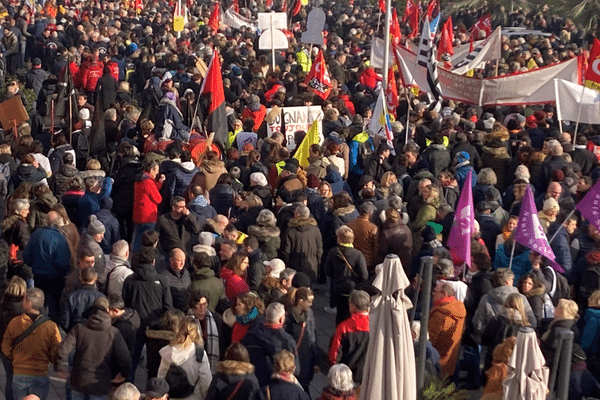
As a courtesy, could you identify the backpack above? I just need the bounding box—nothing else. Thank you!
[357,138,373,168]
[0,160,11,184]
[164,345,205,399]
[546,266,571,307]
[542,293,555,319]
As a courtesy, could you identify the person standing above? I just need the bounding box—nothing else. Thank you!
[132,160,164,252]
[155,196,202,255]
[2,288,61,400]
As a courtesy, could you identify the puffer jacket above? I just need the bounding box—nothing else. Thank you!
[157,343,212,400]
[205,360,260,400]
[280,217,323,283]
[50,163,80,198]
[481,146,511,191]
[209,184,236,216]
[165,161,199,201]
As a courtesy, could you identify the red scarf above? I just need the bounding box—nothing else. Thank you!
[434,295,454,307]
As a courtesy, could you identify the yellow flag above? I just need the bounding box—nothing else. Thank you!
[293,119,320,168]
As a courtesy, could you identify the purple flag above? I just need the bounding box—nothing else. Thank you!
[577,178,600,232]
[513,184,557,265]
[447,170,475,266]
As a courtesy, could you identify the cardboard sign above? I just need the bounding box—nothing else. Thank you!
[173,15,184,31]
[0,96,28,131]
[265,106,324,149]
[258,29,289,50]
[257,12,287,30]
[301,8,325,45]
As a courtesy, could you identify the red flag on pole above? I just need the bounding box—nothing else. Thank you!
[207,3,220,33]
[437,17,454,59]
[584,39,600,90]
[200,50,228,145]
[305,50,332,100]
[232,0,239,12]
[403,0,420,38]
[386,67,399,115]
[378,0,385,13]
[390,8,402,46]
[425,0,438,19]
[134,0,142,13]
[292,0,302,16]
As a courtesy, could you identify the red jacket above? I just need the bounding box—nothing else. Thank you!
[220,267,250,303]
[105,61,120,82]
[358,67,381,90]
[241,105,267,132]
[80,61,104,92]
[329,312,369,364]
[132,173,162,224]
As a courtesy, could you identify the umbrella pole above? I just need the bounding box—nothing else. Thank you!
[410,257,425,324]
[555,329,574,400]
[548,209,575,245]
[416,255,434,390]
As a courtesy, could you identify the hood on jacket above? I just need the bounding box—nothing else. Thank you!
[84,309,113,331]
[15,164,41,179]
[1,214,22,232]
[489,285,519,306]
[159,342,196,364]
[60,164,80,177]
[192,266,217,281]
[201,159,225,173]
[433,298,467,320]
[192,244,217,256]
[0,153,14,165]
[216,360,255,375]
[324,169,343,183]
[482,146,510,158]
[248,224,280,238]
[175,161,197,173]
[333,205,356,218]
[288,217,317,229]
[134,263,160,282]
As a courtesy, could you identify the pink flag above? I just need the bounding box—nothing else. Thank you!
[576,178,600,231]
[447,170,475,266]
[513,184,559,269]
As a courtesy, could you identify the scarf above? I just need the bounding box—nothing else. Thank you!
[236,307,258,325]
[434,295,454,307]
[188,309,220,373]
[501,227,512,241]
[271,372,302,387]
[264,322,283,330]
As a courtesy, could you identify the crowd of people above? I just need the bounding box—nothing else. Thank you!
[0,0,599,400]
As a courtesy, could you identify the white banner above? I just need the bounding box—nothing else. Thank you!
[395,45,579,106]
[554,79,600,124]
[223,8,257,30]
[266,106,324,150]
[452,26,502,75]
[370,36,394,69]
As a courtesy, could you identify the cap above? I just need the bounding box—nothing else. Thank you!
[198,231,215,246]
[87,215,105,235]
[32,58,42,66]
[358,175,375,188]
[264,258,286,278]
[283,161,298,174]
[146,378,170,399]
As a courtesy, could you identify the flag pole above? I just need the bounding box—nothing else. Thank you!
[382,0,391,88]
[572,83,586,145]
[548,209,576,245]
[508,239,516,271]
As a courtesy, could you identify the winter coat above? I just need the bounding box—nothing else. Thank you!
[50,164,80,198]
[548,222,573,277]
[323,170,352,197]
[60,284,105,332]
[570,146,599,176]
[57,310,131,396]
[481,146,511,191]
[317,387,359,400]
[220,267,250,303]
[205,360,260,400]
[105,255,133,296]
[96,73,118,110]
[199,159,227,191]
[209,184,236,216]
[472,285,536,338]
[240,323,298,387]
[325,246,368,295]
[524,286,546,329]
[481,310,527,370]
[249,185,273,210]
[112,308,140,354]
[25,67,49,98]
[111,159,141,217]
[422,144,451,178]
[329,312,369,383]
[346,216,379,269]
[157,343,212,400]
[155,97,190,142]
[256,377,310,400]
[0,294,24,340]
[122,263,174,329]
[187,195,217,231]
[235,206,262,234]
[377,219,413,269]
[541,318,579,366]
[247,225,281,261]
[8,164,46,193]
[305,156,330,179]
[428,297,467,377]
[284,308,318,388]
[161,267,192,312]
[363,154,392,183]
[464,270,494,318]
[281,217,323,283]
[276,174,303,204]
[23,226,71,279]
[78,231,107,287]
[165,161,199,201]
[96,207,120,254]
[581,307,600,356]
[77,177,113,228]
[189,267,227,314]
[494,243,531,283]
[2,216,30,262]
[28,192,57,231]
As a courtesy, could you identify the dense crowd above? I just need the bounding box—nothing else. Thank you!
[0,0,600,400]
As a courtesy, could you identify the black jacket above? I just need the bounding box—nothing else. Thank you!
[160,267,191,312]
[205,360,260,400]
[57,309,131,396]
[155,212,202,254]
[111,159,141,216]
[122,263,173,329]
[256,378,310,400]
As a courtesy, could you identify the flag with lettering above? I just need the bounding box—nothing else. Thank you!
[584,39,600,91]
[513,184,558,267]
[390,8,402,46]
[469,14,491,52]
[305,50,332,100]
[577,178,600,232]
[447,170,475,266]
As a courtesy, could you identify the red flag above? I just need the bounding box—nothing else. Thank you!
[305,50,332,100]
[470,14,491,40]
[200,50,228,145]
[437,17,454,59]
[584,39,600,90]
[390,9,402,46]
[386,67,399,115]
[292,0,302,16]
[232,0,239,12]
[207,3,220,33]
[403,0,420,38]
[134,0,142,13]
[378,0,385,13]
[281,0,287,12]
[266,0,272,8]
[425,0,438,19]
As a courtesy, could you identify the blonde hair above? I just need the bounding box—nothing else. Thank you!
[589,290,600,308]
[273,350,295,374]
[86,159,101,170]
[380,171,397,188]
[5,276,26,297]
[504,293,530,327]
[0,143,11,154]
[558,299,578,320]
[172,316,204,348]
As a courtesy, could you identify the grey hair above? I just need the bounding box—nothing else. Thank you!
[112,240,129,257]
[295,205,310,219]
[477,168,498,186]
[104,108,117,121]
[388,182,403,197]
[113,382,140,400]
[265,302,286,323]
[25,288,45,312]
[256,209,277,227]
[327,364,354,392]
[13,198,30,214]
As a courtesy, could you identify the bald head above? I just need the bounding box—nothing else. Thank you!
[169,248,186,271]
[46,211,63,227]
[547,182,562,199]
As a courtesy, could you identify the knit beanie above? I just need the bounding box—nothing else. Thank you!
[87,215,105,235]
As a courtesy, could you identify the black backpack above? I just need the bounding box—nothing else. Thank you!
[164,345,205,398]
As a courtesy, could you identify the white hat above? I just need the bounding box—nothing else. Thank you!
[264,258,286,278]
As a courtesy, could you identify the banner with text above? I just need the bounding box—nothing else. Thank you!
[266,106,324,149]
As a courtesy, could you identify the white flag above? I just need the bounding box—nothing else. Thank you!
[223,7,257,30]
[554,78,600,124]
[452,26,502,75]
[369,87,393,148]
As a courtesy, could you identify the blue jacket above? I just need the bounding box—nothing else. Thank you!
[548,222,573,278]
[165,161,199,201]
[96,208,120,254]
[60,284,105,332]
[494,243,531,284]
[23,226,71,278]
[349,133,373,176]
[581,308,600,355]
[78,177,113,228]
